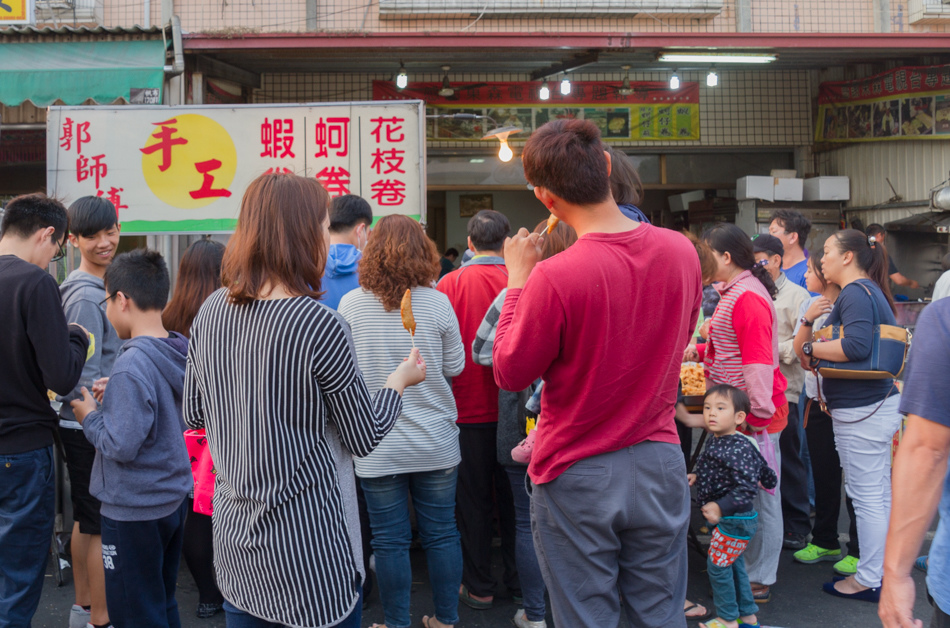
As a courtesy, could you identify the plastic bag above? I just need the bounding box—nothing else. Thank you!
[184,429,215,516]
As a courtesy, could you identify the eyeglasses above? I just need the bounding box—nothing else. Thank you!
[98,292,118,307]
[51,239,67,263]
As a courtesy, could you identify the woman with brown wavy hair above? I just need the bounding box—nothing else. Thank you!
[338,214,466,628]
[183,174,426,628]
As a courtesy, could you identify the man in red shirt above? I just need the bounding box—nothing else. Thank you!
[493,119,701,628]
[437,210,518,608]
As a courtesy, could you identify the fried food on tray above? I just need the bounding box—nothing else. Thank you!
[400,289,416,336]
[680,363,706,397]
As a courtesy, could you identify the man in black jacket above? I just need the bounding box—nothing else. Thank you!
[0,194,90,626]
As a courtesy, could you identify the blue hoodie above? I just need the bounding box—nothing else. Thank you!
[82,333,192,522]
[322,243,362,310]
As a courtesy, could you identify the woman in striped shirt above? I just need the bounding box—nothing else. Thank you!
[338,215,465,628]
[690,223,788,604]
[183,174,426,628]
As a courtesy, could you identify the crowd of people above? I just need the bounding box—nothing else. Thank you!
[1,117,949,628]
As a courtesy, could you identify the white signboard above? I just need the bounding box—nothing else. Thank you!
[47,102,427,234]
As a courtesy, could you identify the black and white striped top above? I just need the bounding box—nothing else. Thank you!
[183,289,402,627]
[338,286,465,478]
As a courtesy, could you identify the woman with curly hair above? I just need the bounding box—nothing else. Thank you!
[338,214,466,628]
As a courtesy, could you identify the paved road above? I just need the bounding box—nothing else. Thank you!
[31,530,934,628]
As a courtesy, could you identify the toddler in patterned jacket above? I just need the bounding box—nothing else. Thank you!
[687,384,777,628]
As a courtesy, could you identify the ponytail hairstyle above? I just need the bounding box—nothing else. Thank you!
[807,248,830,293]
[832,229,896,313]
[702,223,779,300]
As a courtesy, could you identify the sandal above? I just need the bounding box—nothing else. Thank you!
[685,601,711,620]
[749,583,771,603]
[699,620,733,628]
[915,555,929,573]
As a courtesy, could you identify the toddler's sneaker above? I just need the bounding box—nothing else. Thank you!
[69,605,90,628]
[513,608,547,628]
[793,543,841,564]
[833,555,859,575]
[511,430,537,464]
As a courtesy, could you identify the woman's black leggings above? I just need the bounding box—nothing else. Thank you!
[182,499,224,605]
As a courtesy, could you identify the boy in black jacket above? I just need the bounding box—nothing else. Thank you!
[0,194,89,626]
[687,385,778,628]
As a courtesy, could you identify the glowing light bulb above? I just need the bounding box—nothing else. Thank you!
[706,69,718,87]
[498,140,514,162]
[669,72,680,90]
[396,67,408,89]
[539,81,550,100]
[560,77,571,95]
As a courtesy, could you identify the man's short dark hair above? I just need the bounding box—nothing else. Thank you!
[866,223,887,238]
[444,247,459,258]
[329,194,373,234]
[68,196,119,238]
[1,193,68,242]
[705,384,752,416]
[104,249,169,311]
[467,210,510,252]
[522,119,611,206]
[771,209,812,250]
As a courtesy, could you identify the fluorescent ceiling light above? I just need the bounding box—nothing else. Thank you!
[659,53,776,64]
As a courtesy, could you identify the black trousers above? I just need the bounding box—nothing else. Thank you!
[804,399,859,556]
[182,499,224,606]
[456,423,519,598]
[780,401,813,538]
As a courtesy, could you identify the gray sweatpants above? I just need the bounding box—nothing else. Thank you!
[743,430,784,587]
[530,441,690,628]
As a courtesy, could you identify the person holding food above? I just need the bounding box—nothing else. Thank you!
[687,223,788,605]
[339,215,466,628]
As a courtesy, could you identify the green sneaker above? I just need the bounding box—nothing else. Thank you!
[833,555,859,575]
[793,543,841,564]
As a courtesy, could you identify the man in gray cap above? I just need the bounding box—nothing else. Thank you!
[753,233,812,552]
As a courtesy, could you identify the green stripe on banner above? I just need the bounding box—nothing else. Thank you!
[122,215,422,234]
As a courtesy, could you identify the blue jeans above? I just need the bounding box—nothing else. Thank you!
[505,466,546,622]
[361,467,461,628]
[0,445,55,628]
[707,511,759,622]
[223,588,361,628]
[100,499,188,628]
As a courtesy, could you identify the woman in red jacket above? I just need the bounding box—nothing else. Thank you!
[691,223,788,605]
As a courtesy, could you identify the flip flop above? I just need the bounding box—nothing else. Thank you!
[915,556,929,572]
[685,602,712,620]
[700,620,732,628]
[458,585,492,610]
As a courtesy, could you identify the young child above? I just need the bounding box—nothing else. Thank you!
[70,249,192,628]
[687,385,778,628]
[58,196,122,628]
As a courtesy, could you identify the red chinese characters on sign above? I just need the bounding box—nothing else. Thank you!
[314,118,350,158]
[76,154,108,189]
[369,117,407,207]
[60,118,91,154]
[189,160,232,200]
[260,118,295,159]
[316,166,351,197]
[97,187,128,215]
[140,119,189,172]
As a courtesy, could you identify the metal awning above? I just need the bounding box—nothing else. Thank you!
[0,39,166,106]
[886,210,950,233]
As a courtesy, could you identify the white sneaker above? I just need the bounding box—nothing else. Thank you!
[69,605,90,628]
[513,608,547,628]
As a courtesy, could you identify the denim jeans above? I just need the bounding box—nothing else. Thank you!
[361,467,461,628]
[100,499,188,628]
[0,445,55,628]
[505,466,546,622]
[707,511,759,622]
[222,588,361,628]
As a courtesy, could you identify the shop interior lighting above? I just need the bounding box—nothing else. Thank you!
[669,71,680,91]
[483,126,522,163]
[706,68,718,87]
[396,63,408,89]
[659,53,776,64]
[618,65,634,97]
[539,80,551,100]
[438,66,455,97]
[560,76,572,96]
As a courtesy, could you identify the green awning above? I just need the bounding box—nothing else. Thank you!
[0,39,166,106]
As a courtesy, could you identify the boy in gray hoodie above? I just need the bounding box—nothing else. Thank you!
[71,249,192,628]
[59,196,122,628]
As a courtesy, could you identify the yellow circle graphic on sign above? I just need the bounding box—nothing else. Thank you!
[140,114,237,209]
